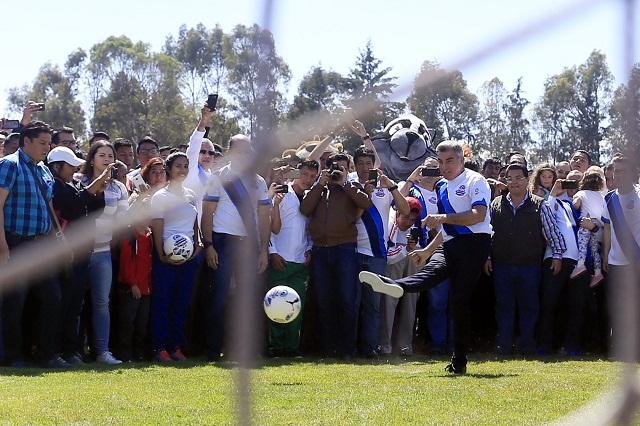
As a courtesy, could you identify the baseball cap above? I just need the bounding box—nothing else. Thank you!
[47,146,85,167]
[405,196,422,215]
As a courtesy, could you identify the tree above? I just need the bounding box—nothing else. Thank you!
[286,66,349,140]
[344,41,400,147]
[88,36,192,144]
[476,77,509,158]
[609,64,640,162]
[407,61,479,147]
[534,50,612,164]
[503,78,534,156]
[164,24,228,110]
[7,51,87,134]
[224,24,290,141]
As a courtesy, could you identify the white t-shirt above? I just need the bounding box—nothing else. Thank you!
[435,168,493,241]
[150,186,198,241]
[203,164,270,237]
[386,210,409,265]
[574,190,605,220]
[603,187,640,266]
[545,195,579,261]
[81,177,129,252]
[348,172,393,258]
[269,185,312,263]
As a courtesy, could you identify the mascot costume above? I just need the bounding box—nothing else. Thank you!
[370,114,436,182]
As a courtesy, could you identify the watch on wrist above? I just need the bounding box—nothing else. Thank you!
[388,184,399,192]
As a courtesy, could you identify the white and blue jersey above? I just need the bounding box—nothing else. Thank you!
[349,172,392,258]
[435,168,493,241]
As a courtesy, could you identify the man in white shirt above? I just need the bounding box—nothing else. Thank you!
[267,160,319,356]
[602,155,640,353]
[360,140,493,374]
[201,134,271,361]
[349,146,409,358]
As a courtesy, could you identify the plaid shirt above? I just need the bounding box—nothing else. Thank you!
[0,149,53,237]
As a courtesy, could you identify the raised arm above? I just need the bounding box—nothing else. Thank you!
[350,120,381,168]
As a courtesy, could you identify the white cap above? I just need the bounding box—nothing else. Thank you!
[47,146,85,167]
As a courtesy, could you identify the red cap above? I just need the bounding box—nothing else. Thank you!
[405,197,422,215]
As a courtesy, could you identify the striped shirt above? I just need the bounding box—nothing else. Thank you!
[0,149,53,237]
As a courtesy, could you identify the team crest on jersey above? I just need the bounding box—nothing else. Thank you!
[428,196,437,205]
[474,187,480,195]
[455,185,466,196]
[375,189,386,197]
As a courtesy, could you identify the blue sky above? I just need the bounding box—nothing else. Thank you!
[1,0,637,120]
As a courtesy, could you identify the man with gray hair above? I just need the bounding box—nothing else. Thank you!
[360,140,493,374]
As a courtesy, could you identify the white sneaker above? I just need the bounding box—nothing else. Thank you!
[359,271,404,298]
[96,351,122,365]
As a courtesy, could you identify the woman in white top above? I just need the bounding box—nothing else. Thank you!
[150,152,202,362]
[571,168,606,286]
[80,140,129,365]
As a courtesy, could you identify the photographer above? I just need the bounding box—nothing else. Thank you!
[267,160,319,357]
[300,153,372,359]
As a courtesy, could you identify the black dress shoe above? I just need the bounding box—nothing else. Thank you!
[444,362,467,375]
[42,356,71,369]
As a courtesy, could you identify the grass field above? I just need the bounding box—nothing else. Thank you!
[0,354,617,425]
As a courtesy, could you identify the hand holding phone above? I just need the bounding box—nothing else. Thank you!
[560,179,578,190]
[207,94,218,111]
[422,167,441,177]
[368,169,378,187]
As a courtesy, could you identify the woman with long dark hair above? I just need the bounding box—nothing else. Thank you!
[79,140,129,365]
[150,152,202,362]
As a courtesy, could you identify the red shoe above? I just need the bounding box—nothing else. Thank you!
[171,348,188,361]
[155,349,172,363]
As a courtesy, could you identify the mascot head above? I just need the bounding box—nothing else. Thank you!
[371,114,436,182]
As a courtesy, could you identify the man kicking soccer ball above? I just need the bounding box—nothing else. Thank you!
[360,140,492,374]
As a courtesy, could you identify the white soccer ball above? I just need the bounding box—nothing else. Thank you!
[263,285,301,324]
[163,233,194,262]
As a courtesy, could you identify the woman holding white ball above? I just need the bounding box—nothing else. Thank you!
[150,152,203,362]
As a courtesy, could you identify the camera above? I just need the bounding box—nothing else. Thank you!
[560,179,578,190]
[422,167,441,177]
[329,163,342,181]
[34,103,45,111]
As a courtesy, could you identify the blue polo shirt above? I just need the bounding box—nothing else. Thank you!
[0,149,53,237]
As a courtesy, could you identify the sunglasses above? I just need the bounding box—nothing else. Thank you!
[201,150,224,157]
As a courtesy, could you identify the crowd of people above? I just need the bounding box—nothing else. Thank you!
[0,100,638,375]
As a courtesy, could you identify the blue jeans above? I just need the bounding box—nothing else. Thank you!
[151,254,200,352]
[205,233,258,359]
[88,250,113,354]
[312,243,360,358]
[357,254,387,355]
[427,280,450,351]
[493,263,541,353]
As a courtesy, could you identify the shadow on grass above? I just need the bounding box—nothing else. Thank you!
[0,352,612,377]
[434,373,519,379]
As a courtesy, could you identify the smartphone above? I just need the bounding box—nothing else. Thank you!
[285,169,301,180]
[111,167,119,180]
[275,184,289,194]
[34,103,45,111]
[368,169,378,185]
[2,119,20,130]
[561,180,578,190]
[422,167,441,177]
[131,173,146,191]
[207,94,218,110]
